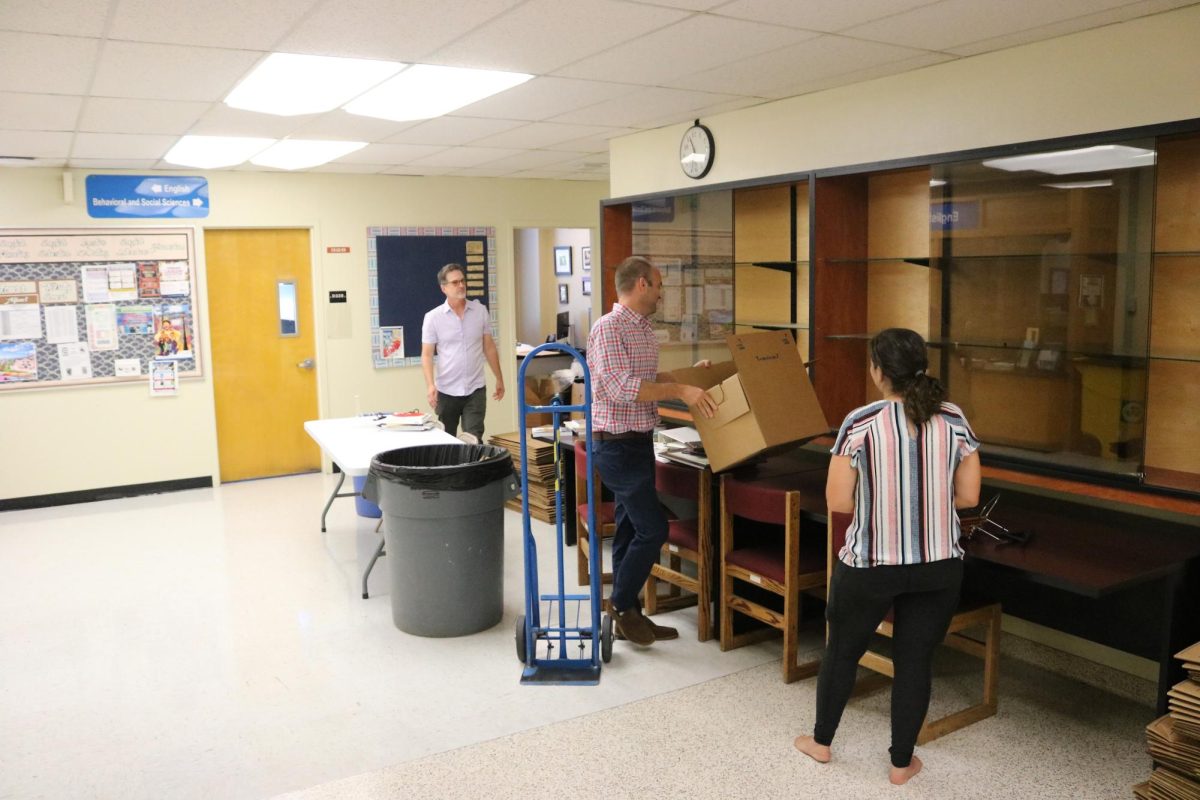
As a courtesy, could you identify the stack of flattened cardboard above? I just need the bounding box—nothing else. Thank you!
[1137,643,1200,799]
[489,431,561,523]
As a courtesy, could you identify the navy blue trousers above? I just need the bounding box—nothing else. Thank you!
[591,438,668,612]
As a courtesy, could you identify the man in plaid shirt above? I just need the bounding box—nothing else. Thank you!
[586,256,717,646]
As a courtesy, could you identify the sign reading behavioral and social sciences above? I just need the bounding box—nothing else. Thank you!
[85,175,209,219]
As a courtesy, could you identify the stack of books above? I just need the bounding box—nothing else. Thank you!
[1137,643,1200,799]
[488,431,562,523]
[376,411,434,431]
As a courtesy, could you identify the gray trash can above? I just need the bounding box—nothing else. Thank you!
[362,443,519,637]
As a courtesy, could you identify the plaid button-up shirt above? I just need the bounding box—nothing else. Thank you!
[587,302,659,433]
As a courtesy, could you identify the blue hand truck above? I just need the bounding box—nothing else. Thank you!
[515,342,613,685]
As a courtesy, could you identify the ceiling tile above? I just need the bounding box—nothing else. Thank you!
[277,0,525,61]
[0,0,111,37]
[70,158,162,170]
[445,167,519,178]
[308,162,390,173]
[380,164,458,176]
[625,0,728,8]
[554,13,820,85]
[429,0,690,74]
[188,105,318,138]
[468,122,621,150]
[291,111,418,141]
[0,130,73,158]
[667,34,945,97]
[841,0,1134,52]
[382,117,526,146]
[108,0,318,50]
[550,86,748,128]
[79,97,211,135]
[408,146,528,168]
[711,0,941,33]
[452,77,639,122]
[334,142,447,164]
[543,127,639,152]
[948,0,1199,56]
[467,149,578,171]
[776,51,958,97]
[0,92,83,131]
[90,41,263,101]
[71,132,177,160]
[0,33,100,95]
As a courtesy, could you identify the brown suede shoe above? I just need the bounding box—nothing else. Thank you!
[610,606,654,646]
[614,608,679,641]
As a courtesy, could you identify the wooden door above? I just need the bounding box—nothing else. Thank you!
[205,229,320,482]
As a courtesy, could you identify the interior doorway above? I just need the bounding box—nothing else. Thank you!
[513,227,593,349]
[204,228,320,482]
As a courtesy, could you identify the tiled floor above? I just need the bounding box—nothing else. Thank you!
[0,472,1156,799]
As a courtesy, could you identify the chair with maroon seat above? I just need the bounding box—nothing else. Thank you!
[720,472,827,682]
[643,459,713,641]
[827,510,1001,743]
[574,438,617,590]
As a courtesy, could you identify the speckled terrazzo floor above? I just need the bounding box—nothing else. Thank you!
[275,648,1152,800]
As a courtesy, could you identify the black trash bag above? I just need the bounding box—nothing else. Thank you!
[367,444,515,492]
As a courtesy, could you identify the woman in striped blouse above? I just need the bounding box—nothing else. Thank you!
[794,327,981,786]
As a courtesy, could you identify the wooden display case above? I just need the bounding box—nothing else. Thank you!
[600,121,1200,495]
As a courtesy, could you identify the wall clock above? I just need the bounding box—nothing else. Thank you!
[679,119,714,179]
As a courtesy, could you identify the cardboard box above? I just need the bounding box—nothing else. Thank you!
[671,330,829,472]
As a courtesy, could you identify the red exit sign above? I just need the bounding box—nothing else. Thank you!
[326,246,350,253]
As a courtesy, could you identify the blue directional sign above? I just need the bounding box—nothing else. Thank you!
[85,175,209,219]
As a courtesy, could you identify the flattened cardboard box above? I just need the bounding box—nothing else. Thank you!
[672,330,829,472]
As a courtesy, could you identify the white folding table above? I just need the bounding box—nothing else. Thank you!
[304,416,461,597]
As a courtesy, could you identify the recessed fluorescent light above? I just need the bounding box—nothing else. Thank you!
[225,53,404,116]
[1042,179,1114,190]
[929,179,946,187]
[164,135,275,169]
[0,156,38,167]
[983,145,1154,175]
[344,64,533,122]
[250,139,367,170]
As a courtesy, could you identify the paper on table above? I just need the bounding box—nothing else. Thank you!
[659,427,702,445]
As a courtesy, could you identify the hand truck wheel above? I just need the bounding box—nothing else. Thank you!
[515,615,528,664]
[600,613,614,663]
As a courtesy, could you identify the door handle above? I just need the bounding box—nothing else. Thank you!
[297,358,314,370]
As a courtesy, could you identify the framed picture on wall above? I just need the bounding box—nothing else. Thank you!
[554,246,572,276]
[558,283,569,304]
[581,277,591,296]
[581,246,591,272]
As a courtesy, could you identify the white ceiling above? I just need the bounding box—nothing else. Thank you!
[0,0,1194,181]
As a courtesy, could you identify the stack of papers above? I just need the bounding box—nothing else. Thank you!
[656,426,709,467]
[1147,715,1200,781]
[377,411,434,431]
[1180,643,1200,682]
[1147,765,1200,799]
[1170,680,1200,741]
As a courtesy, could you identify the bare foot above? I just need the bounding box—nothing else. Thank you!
[889,755,923,785]
[793,735,831,763]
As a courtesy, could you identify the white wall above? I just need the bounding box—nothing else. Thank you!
[610,5,1200,197]
[0,169,606,500]
[513,227,541,345]
[539,228,592,349]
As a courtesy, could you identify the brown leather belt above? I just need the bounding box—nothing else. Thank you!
[593,430,653,441]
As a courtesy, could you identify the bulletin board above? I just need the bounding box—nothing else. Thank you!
[367,226,497,368]
[0,228,201,390]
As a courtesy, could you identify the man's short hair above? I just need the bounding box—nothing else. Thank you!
[437,263,465,284]
[614,256,654,295]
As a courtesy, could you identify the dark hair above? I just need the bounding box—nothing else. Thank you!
[869,328,946,425]
[437,263,464,284]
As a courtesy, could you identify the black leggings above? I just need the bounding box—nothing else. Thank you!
[813,557,964,768]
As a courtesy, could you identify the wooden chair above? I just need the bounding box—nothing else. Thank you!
[644,460,713,641]
[720,472,827,682]
[828,510,1001,744]
[574,438,617,588]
